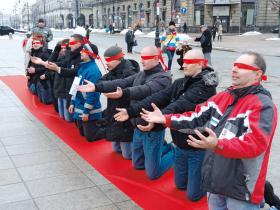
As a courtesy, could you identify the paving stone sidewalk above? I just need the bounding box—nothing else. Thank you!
[0,82,141,210]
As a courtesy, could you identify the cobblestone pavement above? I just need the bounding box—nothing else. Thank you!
[0,32,279,209]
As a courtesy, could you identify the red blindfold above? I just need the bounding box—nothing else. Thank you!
[81,49,98,59]
[140,55,159,60]
[61,43,68,48]
[233,62,267,81]
[105,52,125,62]
[183,59,208,66]
[32,41,42,45]
[69,41,83,46]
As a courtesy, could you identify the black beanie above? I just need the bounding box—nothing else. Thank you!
[104,45,123,58]
[169,21,176,26]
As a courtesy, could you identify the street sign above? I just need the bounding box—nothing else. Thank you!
[181,7,187,14]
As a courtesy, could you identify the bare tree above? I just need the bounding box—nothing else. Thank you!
[269,0,280,37]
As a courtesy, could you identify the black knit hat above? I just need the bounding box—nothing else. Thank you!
[104,45,123,58]
[169,21,176,26]
[38,18,45,23]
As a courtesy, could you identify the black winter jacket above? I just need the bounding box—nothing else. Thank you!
[195,29,212,53]
[97,59,139,142]
[127,68,218,149]
[51,51,69,98]
[56,46,83,107]
[27,48,51,87]
[95,63,172,130]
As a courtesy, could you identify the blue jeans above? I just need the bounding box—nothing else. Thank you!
[174,147,206,201]
[132,128,174,180]
[57,98,73,122]
[36,81,52,104]
[28,83,37,95]
[112,142,132,160]
[166,50,175,70]
[208,193,260,210]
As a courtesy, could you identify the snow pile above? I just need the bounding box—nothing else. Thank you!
[120,29,129,34]
[143,31,157,38]
[177,33,193,41]
[265,37,280,41]
[241,31,262,36]
[73,26,86,36]
[134,30,144,35]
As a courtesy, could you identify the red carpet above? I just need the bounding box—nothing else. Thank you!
[1,75,208,210]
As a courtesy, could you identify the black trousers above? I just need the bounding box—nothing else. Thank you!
[76,120,105,142]
[127,43,133,53]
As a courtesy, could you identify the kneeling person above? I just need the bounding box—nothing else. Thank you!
[69,43,103,141]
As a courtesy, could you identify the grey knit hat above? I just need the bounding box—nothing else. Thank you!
[104,45,123,58]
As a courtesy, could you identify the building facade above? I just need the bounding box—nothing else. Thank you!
[29,0,279,32]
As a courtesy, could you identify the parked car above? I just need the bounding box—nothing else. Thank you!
[0,26,15,36]
[271,27,279,33]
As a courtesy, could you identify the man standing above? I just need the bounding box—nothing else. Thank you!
[195,25,212,66]
[125,27,135,53]
[78,46,172,179]
[141,52,278,209]
[31,19,53,48]
[114,49,218,200]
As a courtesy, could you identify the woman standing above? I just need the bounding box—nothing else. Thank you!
[161,21,179,71]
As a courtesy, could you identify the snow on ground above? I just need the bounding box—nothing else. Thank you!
[134,30,144,35]
[265,37,280,41]
[240,31,262,36]
[177,33,193,41]
[0,34,23,40]
[120,29,129,34]
[142,31,157,38]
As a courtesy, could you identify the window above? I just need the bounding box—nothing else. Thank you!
[123,5,125,11]
[162,11,166,22]
[147,1,150,8]
[163,0,166,6]
[134,3,137,10]
[241,3,255,26]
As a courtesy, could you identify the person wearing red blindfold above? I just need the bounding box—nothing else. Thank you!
[78,46,172,179]
[31,34,87,122]
[140,51,277,210]
[114,49,218,200]
[90,45,140,159]
[26,36,51,104]
[68,43,104,142]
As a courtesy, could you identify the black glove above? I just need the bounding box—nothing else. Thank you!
[54,43,61,53]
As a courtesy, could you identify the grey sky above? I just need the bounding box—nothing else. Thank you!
[0,0,35,13]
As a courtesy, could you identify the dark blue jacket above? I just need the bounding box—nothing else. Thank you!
[72,59,102,121]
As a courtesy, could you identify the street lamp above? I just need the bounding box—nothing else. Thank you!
[155,0,161,48]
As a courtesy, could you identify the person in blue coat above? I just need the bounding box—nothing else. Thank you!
[68,43,103,141]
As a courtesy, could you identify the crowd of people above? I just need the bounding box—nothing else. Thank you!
[20,18,280,210]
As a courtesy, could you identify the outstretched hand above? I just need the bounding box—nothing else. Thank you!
[140,103,166,124]
[187,127,218,150]
[77,79,96,92]
[114,108,129,122]
[137,122,155,132]
[46,62,59,71]
[31,56,43,65]
[103,87,123,99]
